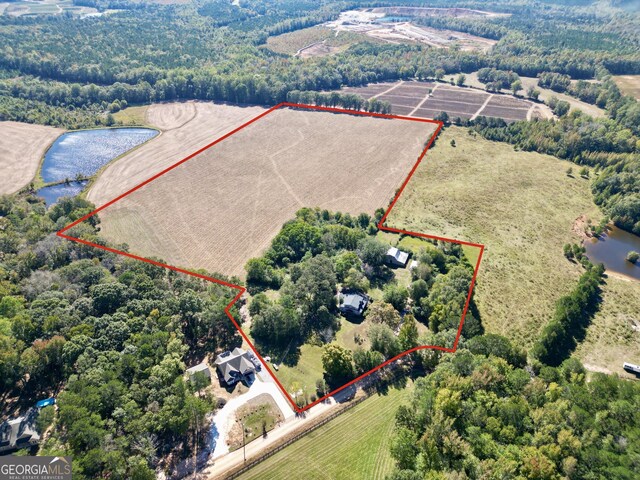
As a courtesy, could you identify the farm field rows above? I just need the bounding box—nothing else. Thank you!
[0,121,64,194]
[87,102,266,207]
[89,106,436,276]
[237,383,412,480]
[336,81,549,122]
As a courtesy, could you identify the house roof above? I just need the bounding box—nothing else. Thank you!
[214,348,255,383]
[387,247,409,265]
[340,292,368,314]
[0,408,40,452]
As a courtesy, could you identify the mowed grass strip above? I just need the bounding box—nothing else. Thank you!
[387,126,601,348]
[237,384,411,480]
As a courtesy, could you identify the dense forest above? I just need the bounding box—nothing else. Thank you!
[0,194,242,478]
[387,344,640,479]
[1,0,640,128]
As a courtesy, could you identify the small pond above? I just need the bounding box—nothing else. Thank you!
[584,226,640,281]
[37,127,157,205]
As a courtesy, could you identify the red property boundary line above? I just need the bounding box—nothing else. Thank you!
[57,102,485,413]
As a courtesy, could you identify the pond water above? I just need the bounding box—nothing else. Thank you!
[41,127,157,183]
[37,127,157,205]
[584,226,640,281]
[37,181,88,206]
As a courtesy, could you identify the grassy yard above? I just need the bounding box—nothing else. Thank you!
[387,126,603,349]
[274,343,325,397]
[230,394,284,451]
[237,383,412,480]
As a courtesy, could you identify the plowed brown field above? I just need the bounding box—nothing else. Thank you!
[91,106,435,276]
[0,121,64,194]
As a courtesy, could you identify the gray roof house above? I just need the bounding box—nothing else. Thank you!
[386,247,409,268]
[338,291,369,317]
[214,348,255,386]
[0,408,40,454]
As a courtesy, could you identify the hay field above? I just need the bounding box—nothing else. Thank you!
[92,107,434,276]
[386,126,603,348]
[613,75,640,100]
[87,102,266,206]
[0,121,64,194]
[573,275,640,378]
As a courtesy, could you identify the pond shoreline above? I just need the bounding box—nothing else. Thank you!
[36,127,158,205]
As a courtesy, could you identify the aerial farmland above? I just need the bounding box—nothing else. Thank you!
[0,121,64,194]
[339,80,550,121]
[88,106,437,276]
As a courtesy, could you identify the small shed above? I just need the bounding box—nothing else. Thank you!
[186,363,211,382]
[385,247,409,268]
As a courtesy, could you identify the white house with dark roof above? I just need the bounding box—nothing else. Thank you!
[385,247,409,268]
[214,348,256,386]
[0,408,40,454]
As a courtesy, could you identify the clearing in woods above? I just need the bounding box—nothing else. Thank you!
[89,105,437,277]
[387,126,640,374]
[0,121,64,194]
[613,75,640,100]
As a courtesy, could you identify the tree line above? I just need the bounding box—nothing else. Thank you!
[0,194,242,478]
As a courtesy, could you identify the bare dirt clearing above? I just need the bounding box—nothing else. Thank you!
[325,9,499,52]
[87,102,266,207]
[370,7,509,18]
[92,107,435,276]
[0,121,64,194]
